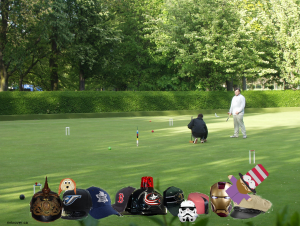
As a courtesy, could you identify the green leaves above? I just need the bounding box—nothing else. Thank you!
[147,0,261,90]
[276,206,300,226]
[257,0,300,88]
[2,90,300,115]
[2,0,300,91]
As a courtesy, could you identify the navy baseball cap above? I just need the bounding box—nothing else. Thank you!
[87,187,121,220]
[112,186,136,214]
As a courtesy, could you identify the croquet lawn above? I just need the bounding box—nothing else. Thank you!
[0,109,299,226]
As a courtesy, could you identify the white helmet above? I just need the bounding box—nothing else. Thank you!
[178,200,198,222]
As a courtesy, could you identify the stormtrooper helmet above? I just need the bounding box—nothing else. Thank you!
[178,200,198,222]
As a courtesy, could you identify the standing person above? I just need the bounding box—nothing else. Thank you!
[187,114,208,144]
[229,88,247,138]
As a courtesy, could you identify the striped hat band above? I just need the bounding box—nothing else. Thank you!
[246,164,269,187]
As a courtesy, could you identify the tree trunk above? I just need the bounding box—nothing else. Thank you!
[0,52,8,91]
[0,0,9,91]
[226,78,233,91]
[79,65,85,91]
[19,74,24,91]
[50,39,58,91]
[242,76,246,91]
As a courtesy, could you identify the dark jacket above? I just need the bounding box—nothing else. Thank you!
[187,117,208,134]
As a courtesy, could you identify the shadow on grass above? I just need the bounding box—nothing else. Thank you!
[1,114,300,225]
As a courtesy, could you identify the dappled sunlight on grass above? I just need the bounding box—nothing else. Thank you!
[1,111,300,226]
[119,163,154,169]
[162,166,193,173]
[284,158,300,163]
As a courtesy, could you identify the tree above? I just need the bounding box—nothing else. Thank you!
[46,0,74,91]
[147,0,253,90]
[257,0,300,89]
[99,0,164,91]
[0,0,51,91]
[66,0,121,91]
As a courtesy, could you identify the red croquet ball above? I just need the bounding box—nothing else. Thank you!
[149,120,151,122]
[151,130,154,133]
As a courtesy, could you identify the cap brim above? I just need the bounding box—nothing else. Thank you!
[230,209,263,219]
[89,206,121,220]
[111,204,125,214]
[165,203,180,217]
[239,173,256,193]
[61,211,89,220]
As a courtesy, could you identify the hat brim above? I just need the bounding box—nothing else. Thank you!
[165,203,181,217]
[89,206,121,220]
[230,207,264,219]
[239,173,256,194]
[61,210,89,220]
[111,204,126,215]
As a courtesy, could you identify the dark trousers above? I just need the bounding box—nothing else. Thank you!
[192,132,208,139]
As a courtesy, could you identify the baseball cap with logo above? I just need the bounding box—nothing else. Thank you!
[163,186,184,216]
[187,193,209,215]
[230,194,272,219]
[87,187,121,220]
[62,188,93,220]
[112,186,136,214]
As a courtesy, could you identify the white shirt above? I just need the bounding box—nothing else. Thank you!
[229,94,246,116]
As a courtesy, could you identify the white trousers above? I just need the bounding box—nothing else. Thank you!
[233,114,246,136]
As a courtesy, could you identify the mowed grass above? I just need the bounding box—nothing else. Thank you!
[0,110,299,226]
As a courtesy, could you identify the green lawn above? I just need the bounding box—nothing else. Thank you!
[0,110,299,226]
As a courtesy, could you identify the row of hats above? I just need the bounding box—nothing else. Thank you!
[30,176,271,223]
[29,176,207,222]
[30,178,119,222]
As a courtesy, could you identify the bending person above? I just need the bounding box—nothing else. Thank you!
[187,114,208,144]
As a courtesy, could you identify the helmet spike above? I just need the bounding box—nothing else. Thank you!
[42,176,51,197]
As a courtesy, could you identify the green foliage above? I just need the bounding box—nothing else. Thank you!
[102,0,164,91]
[2,0,300,92]
[257,0,300,87]
[0,0,51,91]
[146,0,274,91]
[140,216,208,226]
[276,206,299,226]
[78,214,99,226]
[65,0,121,90]
[1,90,300,115]
[245,206,299,226]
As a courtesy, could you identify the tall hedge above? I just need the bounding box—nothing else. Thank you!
[0,91,299,115]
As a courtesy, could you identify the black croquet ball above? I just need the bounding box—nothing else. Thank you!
[20,194,25,200]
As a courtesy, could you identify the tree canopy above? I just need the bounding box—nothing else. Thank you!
[1,0,300,91]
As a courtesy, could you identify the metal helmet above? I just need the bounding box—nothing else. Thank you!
[30,177,63,222]
[210,182,232,217]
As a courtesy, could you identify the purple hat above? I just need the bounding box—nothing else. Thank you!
[87,187,121,219]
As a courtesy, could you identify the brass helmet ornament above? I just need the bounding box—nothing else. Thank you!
[30,177,63,222]
[210,182,232,217]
